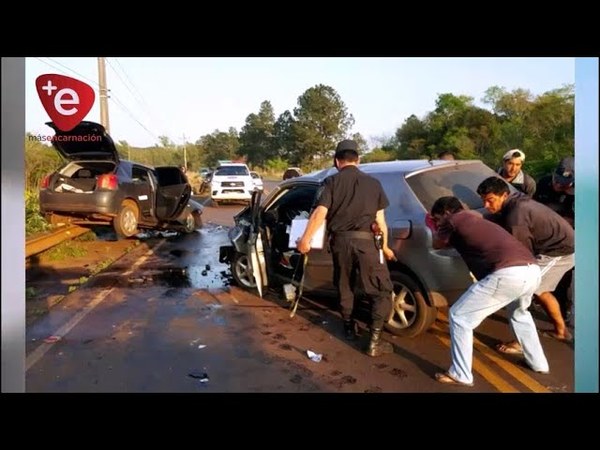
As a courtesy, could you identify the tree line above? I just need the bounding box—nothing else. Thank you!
[25,82,574,232]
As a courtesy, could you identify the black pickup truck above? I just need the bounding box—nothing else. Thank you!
[39,121,203,238]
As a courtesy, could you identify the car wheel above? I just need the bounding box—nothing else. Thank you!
[231,252,257,290]
[113,200,139,239]
[183,211,196,233]
[385,271,437,338]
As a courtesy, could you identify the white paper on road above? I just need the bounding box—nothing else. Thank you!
[288,219,326,249]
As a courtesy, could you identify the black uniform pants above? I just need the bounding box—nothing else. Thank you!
[331,235,393,329]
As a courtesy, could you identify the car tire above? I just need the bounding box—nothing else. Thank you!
[231,252,257,291]
[385,271,437,338]
[113,200,139,239]
[183,211,200,233]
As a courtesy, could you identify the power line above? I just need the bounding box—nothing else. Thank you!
[112,58,156,114]
[109,95,159,143]
[107,58,174,141]
[106,58,152,117]
[43,57,100,87]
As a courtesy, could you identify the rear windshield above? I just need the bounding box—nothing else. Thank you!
[406,162,508,212]
[215,166,249,176]
[60,161,117,177]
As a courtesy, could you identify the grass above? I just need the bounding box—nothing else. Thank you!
[25,190,51,237]
[44,241,88,261]
[74,230,97,241]
[26,286,38,299]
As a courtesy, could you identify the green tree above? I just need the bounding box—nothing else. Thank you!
[360,147,395,163]
[157,135,175,148]
[395,115,429,159]
[350,132,368,154]
[116,140,131,160]
[198,128,240,168]
[238,100,276,169]
[25,134,62,192]
[291,84,355,170]
[273,110,297,164]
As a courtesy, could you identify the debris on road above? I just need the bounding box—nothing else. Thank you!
[306,350,322,362]
[188,371,210,383]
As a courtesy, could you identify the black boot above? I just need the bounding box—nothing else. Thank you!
[343,319,358,341]
[365,328,393,357]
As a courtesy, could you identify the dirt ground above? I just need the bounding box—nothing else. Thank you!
[25,231,143,327]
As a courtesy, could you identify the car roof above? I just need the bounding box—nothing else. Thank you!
[299,159,484,182]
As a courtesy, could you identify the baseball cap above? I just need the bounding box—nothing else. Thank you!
[503,149,525,161]
[335,139,358,152]
[553,156,574,186]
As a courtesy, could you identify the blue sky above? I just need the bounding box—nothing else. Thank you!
[26,57,575,149]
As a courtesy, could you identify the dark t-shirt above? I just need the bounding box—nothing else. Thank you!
[316,165,389,233]
[533,175,574,223]
[437,210,536,280]
[500,193,574,256]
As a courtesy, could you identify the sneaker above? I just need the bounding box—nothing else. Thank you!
[279,256,293,270]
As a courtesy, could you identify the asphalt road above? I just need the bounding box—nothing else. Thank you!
[24,181,574,392]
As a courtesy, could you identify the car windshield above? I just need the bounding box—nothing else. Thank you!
[406,163,505,212]
[215,166,249,176]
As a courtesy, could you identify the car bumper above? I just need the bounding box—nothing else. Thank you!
[211,189,253,201]
[39,190,119,216]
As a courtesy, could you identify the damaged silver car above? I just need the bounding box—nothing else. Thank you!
[220,159,514,337]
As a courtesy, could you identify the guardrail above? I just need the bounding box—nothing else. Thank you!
[26,225,90,258]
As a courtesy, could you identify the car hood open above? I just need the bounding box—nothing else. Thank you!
[45,121,119,162]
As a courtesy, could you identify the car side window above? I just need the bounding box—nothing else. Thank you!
[265,185,319,223]
[132,166,151,184]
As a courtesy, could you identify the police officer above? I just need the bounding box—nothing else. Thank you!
[297,140,396,357]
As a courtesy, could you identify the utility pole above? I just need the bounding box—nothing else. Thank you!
[97,57,110,133]
[182,134,187,170]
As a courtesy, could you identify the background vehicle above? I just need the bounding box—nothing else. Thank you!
[282,167,303,180]
[199,167,211,178]
[39,121,202,238]
[250,171,264,191]
[210,163,255,205]
[220,160,516,337]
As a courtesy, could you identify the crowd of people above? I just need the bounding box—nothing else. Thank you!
[298,141,574,387]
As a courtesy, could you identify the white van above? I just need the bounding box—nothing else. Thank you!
[210,163,255,205]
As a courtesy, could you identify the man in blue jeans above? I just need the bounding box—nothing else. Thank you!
[427,196,549,386]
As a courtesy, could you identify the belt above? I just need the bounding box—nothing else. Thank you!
[332,230,373,240]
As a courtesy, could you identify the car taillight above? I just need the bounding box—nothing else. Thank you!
[97,174,118,190]
[40,174,51,190]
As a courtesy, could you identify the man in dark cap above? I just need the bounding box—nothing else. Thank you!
[534,156,575,226]
[297,139,397,357]
[534,156,575,323]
